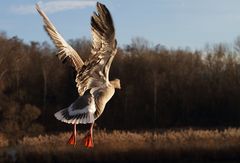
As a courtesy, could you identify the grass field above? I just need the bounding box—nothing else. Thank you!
[1,128,240,162]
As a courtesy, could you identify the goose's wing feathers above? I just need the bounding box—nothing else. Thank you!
[36,4,84,71]
[76,2,117,96]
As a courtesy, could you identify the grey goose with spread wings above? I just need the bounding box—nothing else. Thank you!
[36,2,120,148]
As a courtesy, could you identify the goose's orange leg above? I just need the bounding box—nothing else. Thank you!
[84,123,94,148]
[67,123,77,146]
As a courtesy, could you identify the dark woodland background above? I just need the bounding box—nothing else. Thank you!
[1,31,240,143]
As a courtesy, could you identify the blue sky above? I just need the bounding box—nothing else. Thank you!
[1,0,240,50]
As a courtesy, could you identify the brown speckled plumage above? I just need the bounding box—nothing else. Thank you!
[36,2,121,125]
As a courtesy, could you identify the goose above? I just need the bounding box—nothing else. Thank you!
[36,2,120,148]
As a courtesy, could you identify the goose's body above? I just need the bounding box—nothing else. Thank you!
[55,81,117,124]
[36,2,120,148]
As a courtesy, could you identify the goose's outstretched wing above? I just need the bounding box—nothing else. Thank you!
[36,4,84,71]
[76,2,117,96]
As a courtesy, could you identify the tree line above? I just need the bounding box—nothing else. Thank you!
[1,32,240,140]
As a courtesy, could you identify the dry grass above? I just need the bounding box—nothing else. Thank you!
[1,128,240,162]
[0,133,8,147]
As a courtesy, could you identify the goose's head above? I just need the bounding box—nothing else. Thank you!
[110,79,121,89]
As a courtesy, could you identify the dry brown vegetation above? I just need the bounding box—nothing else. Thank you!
[1,128,240,162]
[2,33,240,162]
[1,34,240,133]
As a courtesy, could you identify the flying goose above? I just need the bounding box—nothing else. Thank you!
[36,2,120,148]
